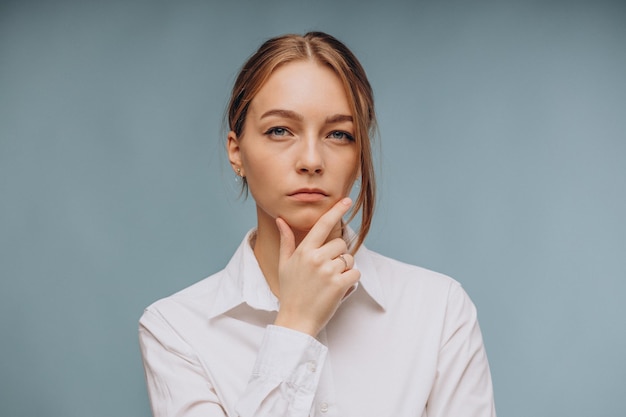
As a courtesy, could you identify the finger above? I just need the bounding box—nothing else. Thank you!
[337,253,354,272]
[316,237,348,260]
[335,254,349,272]
[340,269,361,286]
[276,217,296,262]
[302,197,352,248]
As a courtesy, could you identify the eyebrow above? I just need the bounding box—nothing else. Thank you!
[260,109,353,124]
[260,109,303,121]
[325,114,353,124]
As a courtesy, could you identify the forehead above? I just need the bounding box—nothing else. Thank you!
[248,60,352,117]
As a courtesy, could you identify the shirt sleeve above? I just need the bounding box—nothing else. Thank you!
[426,283,497,417]
[139,309,328,417]
[139,308,227,417]
[235,325,328,417]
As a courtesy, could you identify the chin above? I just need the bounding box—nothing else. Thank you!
[283,217,317,233]
[282,210,325,233]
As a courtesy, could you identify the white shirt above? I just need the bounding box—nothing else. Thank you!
[139,230,496,417]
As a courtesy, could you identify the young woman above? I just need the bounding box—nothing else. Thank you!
[139,32,496,417]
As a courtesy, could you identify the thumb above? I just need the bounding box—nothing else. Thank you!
[275,217,296,263]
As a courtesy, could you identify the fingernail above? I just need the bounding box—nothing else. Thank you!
[341,197,352,206]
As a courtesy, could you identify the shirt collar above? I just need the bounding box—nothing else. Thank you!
[208,229,278,318]
[347,227,387,311]
[208,228,386,319]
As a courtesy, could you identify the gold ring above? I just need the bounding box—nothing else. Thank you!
[338,254,348,272]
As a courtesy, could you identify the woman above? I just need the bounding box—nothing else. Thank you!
[139,32,496,417]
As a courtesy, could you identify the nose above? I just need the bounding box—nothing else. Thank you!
[296,136,324,174]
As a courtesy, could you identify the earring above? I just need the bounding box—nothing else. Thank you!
[235,167,243,183]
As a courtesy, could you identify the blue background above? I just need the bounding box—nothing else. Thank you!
[1,0,625,416]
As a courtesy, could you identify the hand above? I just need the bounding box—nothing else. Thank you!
[273,198,360,337]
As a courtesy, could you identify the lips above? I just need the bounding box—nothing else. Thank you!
[288,188,329,202]
[288,188,329,196]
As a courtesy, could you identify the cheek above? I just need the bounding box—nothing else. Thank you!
[244,162,270,186]
[242,143,293,174]
[241,152,280,189]
[336,165,359,195]
[339,153,360,180]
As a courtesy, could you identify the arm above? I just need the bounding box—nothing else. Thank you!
[235,325,327,416]
[426,284,497,417]
[139,310,328,417]
[139,308,226,417]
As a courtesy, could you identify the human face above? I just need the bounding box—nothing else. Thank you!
[228,60,359,234]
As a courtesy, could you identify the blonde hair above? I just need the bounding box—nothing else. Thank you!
[227,32,377,253]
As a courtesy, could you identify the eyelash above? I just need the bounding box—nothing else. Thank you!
[264,127,354,142]
[265,127,291,137]
[327,131,354,142]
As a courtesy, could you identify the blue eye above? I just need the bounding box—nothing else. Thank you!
[328,131,354,141]
[266,127,290,137]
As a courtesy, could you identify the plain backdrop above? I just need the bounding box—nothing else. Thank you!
[1,0,625,416]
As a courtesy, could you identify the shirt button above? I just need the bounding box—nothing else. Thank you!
[320,402,329,413]
[307,361,317,372]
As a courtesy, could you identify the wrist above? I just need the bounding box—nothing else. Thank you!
[274,312,320,337]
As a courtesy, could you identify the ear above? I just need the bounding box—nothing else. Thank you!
[227,131,244,176]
